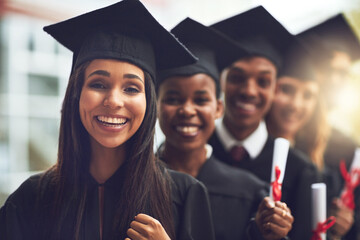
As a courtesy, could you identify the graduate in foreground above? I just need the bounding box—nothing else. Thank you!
[0,1,215,239]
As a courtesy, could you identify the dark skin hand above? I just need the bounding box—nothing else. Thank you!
[125,214,171,240]
[255,197,294,240]
[329,198,354,239]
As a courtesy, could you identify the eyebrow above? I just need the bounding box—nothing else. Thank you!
[124,73,144,83]
[87,70,110,78]
[194,90,209,95]
[87,71,144,83]
[229,66,273,75]
[164,90,180,95]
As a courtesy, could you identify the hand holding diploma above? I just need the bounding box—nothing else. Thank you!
[255,197,294,240]
[270,138,289,201]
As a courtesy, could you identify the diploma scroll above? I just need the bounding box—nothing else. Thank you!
[340,147,360,209]
[269,138,289,201]
[311,183,336,240]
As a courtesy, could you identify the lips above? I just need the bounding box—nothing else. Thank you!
[235,101,257,112]
[175,125,200,137]
[96,115,127,127]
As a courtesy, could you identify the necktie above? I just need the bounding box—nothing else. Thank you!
[230,145,248,162]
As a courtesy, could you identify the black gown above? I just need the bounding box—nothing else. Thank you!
[196,155,268,240]
[323,127,360,240]
[209,132,319,240]
[0,165,215,240]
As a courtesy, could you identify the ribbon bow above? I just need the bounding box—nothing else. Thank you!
[271,166,282,201]
[311,216,336,240]
[340,160,360,210]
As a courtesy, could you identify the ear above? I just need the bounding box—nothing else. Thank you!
[220,68,229,92]
[215,98,224,119]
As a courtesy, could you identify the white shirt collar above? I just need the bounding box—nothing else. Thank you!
[215,120,268,159]
[205,144,213,159]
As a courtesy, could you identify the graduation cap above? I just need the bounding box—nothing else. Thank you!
[279,37,317,82]
[298,14,360,61]
[158,17,249,97]
[210,5,293,69]
[43,0,197,80]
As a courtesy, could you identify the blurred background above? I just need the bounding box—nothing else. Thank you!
[1,0,360,205]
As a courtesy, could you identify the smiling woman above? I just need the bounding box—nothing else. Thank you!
[0,1,215,240]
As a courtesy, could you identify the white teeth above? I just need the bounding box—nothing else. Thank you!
[235,101,256,111]
[176,126,198,134]
[97,116,127,124]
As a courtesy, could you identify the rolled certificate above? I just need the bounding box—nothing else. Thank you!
[311,183,328,240]
[269,138,289,201]
[350,148,360,172]
[340,147,360,209]
[311,184,337,240]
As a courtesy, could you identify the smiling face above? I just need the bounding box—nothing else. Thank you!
[79,59,146,149]
[158,73,223,151]
[222,56,277,138]
[267,76,319,139]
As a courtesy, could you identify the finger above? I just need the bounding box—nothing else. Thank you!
[267,220,292,238]
[127,227,146,240]
[263,207,294,227]
[130,220,149,236]
[258,197,275,213]
[134,213,154,224]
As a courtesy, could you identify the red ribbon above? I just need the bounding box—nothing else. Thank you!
[271,166,282,201]
[339,160,360,210]
[311,216,336,240]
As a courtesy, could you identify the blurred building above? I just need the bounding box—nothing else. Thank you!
[0,0,76,205]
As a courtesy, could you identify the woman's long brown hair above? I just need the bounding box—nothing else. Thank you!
[295,92,330,171]
[38,62,174,239]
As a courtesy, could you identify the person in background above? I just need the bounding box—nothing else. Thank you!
[0,1,215,239]
[157,17,294,240]
[208,6,318,240]
[297,13,360,240]
[266,38,356,240]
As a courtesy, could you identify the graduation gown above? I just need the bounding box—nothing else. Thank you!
[322,127,360,240]
[209,132,318,240]
[0,165,215,240]
[196,155,268,240]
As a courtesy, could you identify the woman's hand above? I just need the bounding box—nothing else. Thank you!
[255,197,294,240]
[329,198,354,239]
[125,213,171,240]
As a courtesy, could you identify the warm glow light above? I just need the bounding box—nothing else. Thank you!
[335,85,360,113]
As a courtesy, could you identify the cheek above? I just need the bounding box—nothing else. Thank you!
[134,95,147,120]
[158,105,176,131]
[304,101,317,119]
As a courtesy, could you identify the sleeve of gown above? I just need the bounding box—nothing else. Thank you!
[0,200,28,240]
[177,181,215,240]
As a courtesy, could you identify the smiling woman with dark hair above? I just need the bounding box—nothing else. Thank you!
[0,1,214,240]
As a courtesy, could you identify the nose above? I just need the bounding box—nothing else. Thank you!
[178,100,196,117]
[240,78,257,98]
[103,89,125,109]
[291,93,303,110]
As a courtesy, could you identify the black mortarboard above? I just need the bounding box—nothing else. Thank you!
[43,0,197,80]
[158,17,248,97]
[279,37,317,81]
[210,5,293,69]
[298,14,360,61]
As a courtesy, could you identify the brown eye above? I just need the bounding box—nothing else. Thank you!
[258,78,271,88]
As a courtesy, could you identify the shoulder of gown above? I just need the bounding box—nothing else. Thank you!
[197,155,268,199]
[0,172,49,240]
[166,168,216,240]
